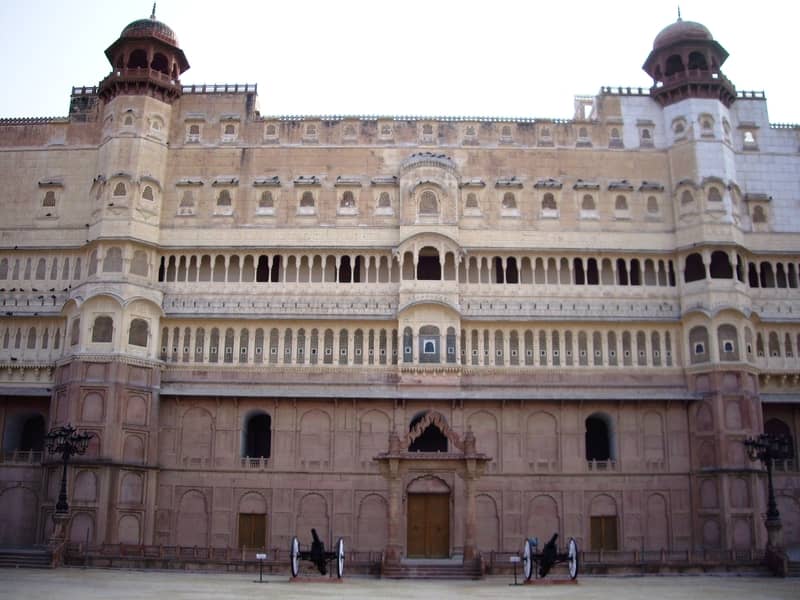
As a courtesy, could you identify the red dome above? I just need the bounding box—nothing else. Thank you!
[653,20,713,50]
[121,16,178,47]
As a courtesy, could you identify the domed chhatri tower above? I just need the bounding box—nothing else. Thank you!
[643,17,736,107]
[98,5,189,102]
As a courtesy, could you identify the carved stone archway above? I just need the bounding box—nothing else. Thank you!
[375,411,491,566]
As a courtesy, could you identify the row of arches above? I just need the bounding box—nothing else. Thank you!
[4,250,799,292]
[688,323,800,365]
[683,251,800,288]
[180,403,667,474]
[155,251,681,287]
[158,325,680,368]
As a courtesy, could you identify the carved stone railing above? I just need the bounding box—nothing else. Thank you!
[0,450,43,464]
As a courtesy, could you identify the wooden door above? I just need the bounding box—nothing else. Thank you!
[407,494,449,557]
[238,513,266,549]
[590,515,618,550]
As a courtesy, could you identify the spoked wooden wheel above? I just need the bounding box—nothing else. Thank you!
[567,537,579,580]
[290,536,300,577]
[522,537,534,581]
[336,537,345,578]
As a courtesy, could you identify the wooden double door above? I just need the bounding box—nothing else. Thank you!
[238,513,266,549]
[407,494,450,558]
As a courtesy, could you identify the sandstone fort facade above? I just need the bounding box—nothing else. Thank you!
[0,12,798,569]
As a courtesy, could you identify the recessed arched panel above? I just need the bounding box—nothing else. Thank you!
[118,514,141,544]
[644,494,669,550]
[299,410,331,464]
[527,494,559,541]
[526,411,558,463]
[239,492,267,514]
[81,392,105,422]
[69,512,95,543]
[476,494,499,552]
[358,410,390,465]
[356,494,388,552]
[181,407,213,461]
[296,493,329,544]
[176,490,208,547]
[125,395,147,425]
[119,472,143,504]
[73,470,98,502]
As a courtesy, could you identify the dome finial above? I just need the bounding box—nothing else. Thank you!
[151,2,157,20]
[677,5,682,21]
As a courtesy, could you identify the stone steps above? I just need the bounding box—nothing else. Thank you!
[0,547,52,569]
[787,562,800,577]
[382,561,481,580]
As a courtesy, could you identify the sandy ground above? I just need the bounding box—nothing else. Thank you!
[0,568,797,600]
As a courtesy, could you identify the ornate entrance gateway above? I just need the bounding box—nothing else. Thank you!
[374,410,491,566]
[407,493,449,557]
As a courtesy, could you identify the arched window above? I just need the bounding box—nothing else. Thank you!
[128,318,149,347]
[466,193,478,209]
[113,182,127,197]
[681,190,694,205]
[340,191,355,208]
[103,247,123,272]
[378,192,391,208]
[581,194,596,210]
[416,247,441,280]
[752,205,767,223]
[419,190,438,215]
[42,191,56,207]
[127,49,148,68]
[688,51,708,70]
[502,192,517,210]
[92,316,113,343]
[614,195,628,211]
[419,325,440,363]
[300,191,315,208]
[217,190,232,206]
[243,413,272,458]
[707,187,722,203]
[224,124,235,135]
[709,251,733,279]
[142,186,154,201]
[585,413,614,461]
[542,193,557,212]
[646,196,659,214]
[151,52,169,74]
[684,253,706,282]
[259,191,274,209]
[689,326,709,364]
[665,54,684,76]
[408,412,448,452]
[266,124,277,137]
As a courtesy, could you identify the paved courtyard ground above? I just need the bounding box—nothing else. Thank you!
[0,568,797,599]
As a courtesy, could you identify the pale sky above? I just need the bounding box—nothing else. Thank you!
[0,0,796,123]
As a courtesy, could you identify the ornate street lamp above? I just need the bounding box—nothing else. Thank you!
[743,433,791,548]
[45,424,94,514]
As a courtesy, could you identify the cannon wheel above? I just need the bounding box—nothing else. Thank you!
[336,537,345,578]
[567,537,579,580]
[521,538,534,581]
[290,536,300,578]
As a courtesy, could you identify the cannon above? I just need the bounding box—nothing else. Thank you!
[289,528,345,578]
[520,533,579,580]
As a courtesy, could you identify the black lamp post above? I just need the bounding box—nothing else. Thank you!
[45,424,94,513]
[743,433,791,547]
